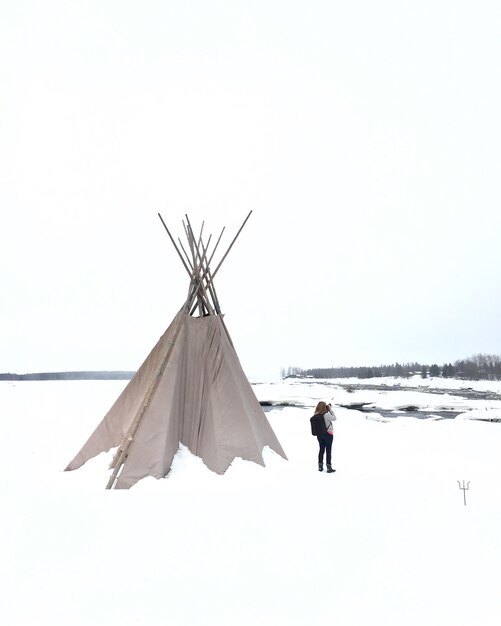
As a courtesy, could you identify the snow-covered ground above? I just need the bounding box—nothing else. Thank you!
[1,377,500,626]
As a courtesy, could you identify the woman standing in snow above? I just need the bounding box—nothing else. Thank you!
[314,401,336,473]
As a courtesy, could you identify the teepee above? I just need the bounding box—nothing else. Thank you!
[65,212,287,489]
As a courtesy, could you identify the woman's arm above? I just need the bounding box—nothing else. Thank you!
[327,405,337,421]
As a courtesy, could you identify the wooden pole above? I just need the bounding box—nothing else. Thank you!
[208,226,225,268]
[158,211,250,316]
[199,239,222,314]
[175,233,214,316]
[158,213,192,278]
[106,312,185,489]
[184,217,206,316]
[211,210,252,279]
[184,215,217,316]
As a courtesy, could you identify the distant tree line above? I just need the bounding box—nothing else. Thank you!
[0,371,135,381]
[280,354,501,381]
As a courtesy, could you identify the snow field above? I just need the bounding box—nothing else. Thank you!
[1,379,500,626]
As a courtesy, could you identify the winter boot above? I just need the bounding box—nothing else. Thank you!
[326,464,336,473]
[318,463,323,472]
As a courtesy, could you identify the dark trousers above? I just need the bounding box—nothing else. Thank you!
[317,433,333,465]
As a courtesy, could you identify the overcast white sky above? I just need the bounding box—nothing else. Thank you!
[2,0,501,379]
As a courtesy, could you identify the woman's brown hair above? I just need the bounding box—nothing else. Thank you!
[314,401,328,414]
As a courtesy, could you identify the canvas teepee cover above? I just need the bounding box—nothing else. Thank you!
[65,212,287,488]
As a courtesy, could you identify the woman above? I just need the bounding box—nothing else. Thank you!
[314,400,336,473]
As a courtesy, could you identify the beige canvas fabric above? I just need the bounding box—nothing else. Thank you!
[65,312,286,488]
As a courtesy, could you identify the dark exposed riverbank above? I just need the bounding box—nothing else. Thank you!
[259,380,501,422]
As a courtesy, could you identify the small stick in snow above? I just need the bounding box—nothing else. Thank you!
[457,480,470,506]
